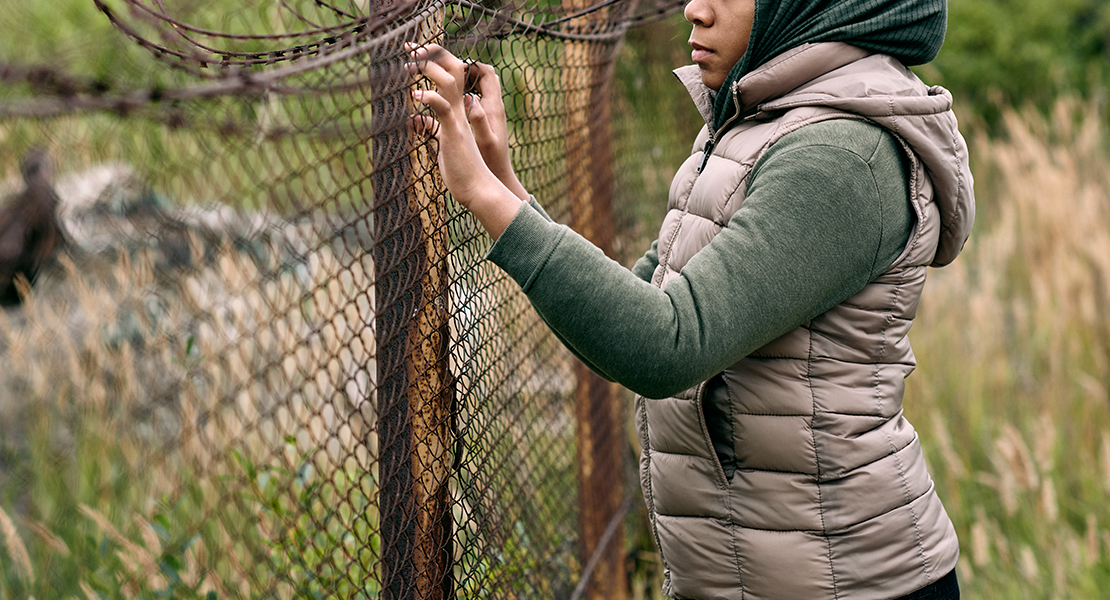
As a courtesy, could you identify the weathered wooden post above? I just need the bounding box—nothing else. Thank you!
[562,7,629,600]
[370,3,454,599]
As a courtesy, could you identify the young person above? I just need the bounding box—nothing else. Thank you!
[408,0,973,597]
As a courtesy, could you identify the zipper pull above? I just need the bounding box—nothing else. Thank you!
[697,138,714,174]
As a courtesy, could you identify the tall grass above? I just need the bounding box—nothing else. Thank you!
[0,223,382,597]
[905,100,1110,599]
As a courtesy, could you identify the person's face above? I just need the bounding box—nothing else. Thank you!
[684,0,756,90]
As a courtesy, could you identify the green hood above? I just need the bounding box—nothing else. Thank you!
[712,0,947,132]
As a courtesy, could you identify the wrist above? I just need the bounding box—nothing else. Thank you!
[452,169,504,209]
[505,175,530,202]
[461,177,524,240]
[487,163,529,202]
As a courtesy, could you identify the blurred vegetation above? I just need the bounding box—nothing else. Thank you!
[610,1,1110,257]
[928,0,1110,129]
[613,1,1110,139]
[903,100,1110,599]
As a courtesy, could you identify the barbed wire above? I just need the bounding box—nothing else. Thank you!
[0,0,684,120]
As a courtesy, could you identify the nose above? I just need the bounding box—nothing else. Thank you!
[684,0,712,27]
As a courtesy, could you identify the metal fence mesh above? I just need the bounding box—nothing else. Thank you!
[0,0,683,597]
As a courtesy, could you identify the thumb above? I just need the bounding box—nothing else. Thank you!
[465,94,491,132]
[465,94,499,154]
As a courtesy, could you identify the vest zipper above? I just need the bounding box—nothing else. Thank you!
[655,81,746,284]
[695,138,713,174]
[696,80,744,175]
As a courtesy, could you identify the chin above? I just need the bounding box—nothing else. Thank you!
[696,67,725,91]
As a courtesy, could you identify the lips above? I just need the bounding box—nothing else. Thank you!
[690,42,713,64]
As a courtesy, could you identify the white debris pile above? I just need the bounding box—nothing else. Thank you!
[0,163,378,472]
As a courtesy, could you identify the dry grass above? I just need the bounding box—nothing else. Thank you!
[906,99,1110,599]
[0,202,384,595]
[0,505,33,584]
[0,147,576,596]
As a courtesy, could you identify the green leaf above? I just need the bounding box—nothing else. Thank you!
[151,513,172,539]
[160,557,183,584]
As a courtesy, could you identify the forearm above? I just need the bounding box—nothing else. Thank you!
[487,203,777,397]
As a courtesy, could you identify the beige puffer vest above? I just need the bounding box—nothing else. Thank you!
[638,43,974,600]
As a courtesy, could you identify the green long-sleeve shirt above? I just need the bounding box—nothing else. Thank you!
[486,119,913,399]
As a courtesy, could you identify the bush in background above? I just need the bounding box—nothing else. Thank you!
[928,0,1110,129]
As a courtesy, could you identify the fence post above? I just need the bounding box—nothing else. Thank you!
[562,8,629,600]
[370,4,453,600]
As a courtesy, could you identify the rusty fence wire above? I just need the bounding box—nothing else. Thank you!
[0,0,683,597]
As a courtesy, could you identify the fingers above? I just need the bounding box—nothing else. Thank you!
[406,58,461,105]
[405,44,502,147]
[408,114,440,139]
[461,62,507,123]
[406,43,505,133]
[471,62,501,104]
[463,61,481,96]
[406,42,466,95]
[464,93,485,124]
[406,42,462,70]
[404,45,528,205]
[405,43,503,113]
[465,93,503,155]
[412,88,452,121]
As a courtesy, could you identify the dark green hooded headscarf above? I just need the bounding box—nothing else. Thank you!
[711,0,947,131]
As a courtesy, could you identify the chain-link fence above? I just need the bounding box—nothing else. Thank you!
[0,0,685,598]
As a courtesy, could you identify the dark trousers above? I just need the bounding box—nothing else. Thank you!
[894,569,959,600]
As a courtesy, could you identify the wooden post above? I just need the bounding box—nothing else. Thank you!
[562,8,629,600]
[370,4,453,599]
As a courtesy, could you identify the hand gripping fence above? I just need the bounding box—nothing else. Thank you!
[0,0,683,598]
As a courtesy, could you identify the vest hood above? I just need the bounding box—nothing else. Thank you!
[676,42,974,266]
[712,0,947,132]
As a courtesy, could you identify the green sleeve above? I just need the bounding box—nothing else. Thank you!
[486,120,912,399]
[526,195,553,221]
[630,239,660,282]
[528,193,658,282]
[520,194,654,373]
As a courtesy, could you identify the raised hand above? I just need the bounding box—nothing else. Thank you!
[459,60,530,201]
[406,43,524,239]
